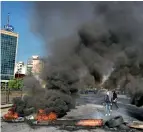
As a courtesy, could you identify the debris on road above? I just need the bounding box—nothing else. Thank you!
[2,105,143,132]
[1,102,143,131]
[118,124,130,130]
[128,121,143,129]
[105,116,124,128]
[2,117,25,123]
[25,118,103,127]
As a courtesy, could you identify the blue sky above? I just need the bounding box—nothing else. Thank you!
[1,1,45,64]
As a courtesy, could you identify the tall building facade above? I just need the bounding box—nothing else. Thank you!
[26,56,43,75]
[1,30,18,81]
[32,56,42,74]
[26,57,33,75]
[1,13,18,82]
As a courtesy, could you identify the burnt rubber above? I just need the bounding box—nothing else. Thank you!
[106,116,124,128]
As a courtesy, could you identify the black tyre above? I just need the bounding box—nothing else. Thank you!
[106,116,124,128]
[118,124,130,130]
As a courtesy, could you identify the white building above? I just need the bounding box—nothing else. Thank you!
[15,61,27,74]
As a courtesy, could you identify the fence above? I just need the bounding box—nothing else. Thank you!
[1,81,23,104]
[1,90,23,104]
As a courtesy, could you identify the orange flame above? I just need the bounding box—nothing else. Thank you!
[76,119,103,127]
[35,109,57,121]
[4,109,19,120]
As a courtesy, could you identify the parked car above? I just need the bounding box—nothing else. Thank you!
[79,88,97,94]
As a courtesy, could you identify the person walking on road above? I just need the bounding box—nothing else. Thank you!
[111,91,119,110]
[104,91,111,116]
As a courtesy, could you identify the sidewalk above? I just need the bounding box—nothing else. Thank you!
[0,104,13,109]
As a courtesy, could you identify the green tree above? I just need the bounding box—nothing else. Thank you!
[8,78,24,90]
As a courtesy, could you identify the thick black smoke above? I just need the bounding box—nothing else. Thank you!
[100,2,143,107]
[14,2,143,117]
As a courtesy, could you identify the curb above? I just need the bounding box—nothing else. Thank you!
[0,104,13,109]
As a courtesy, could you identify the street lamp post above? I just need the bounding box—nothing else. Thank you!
[5,81,9,104]
[8,81,10,103]
[5,82,7,104]
[17,69,22,98]
[17,69,23,98]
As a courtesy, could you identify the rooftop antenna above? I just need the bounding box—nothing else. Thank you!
[7,13,10,26]
[4,13,14,32]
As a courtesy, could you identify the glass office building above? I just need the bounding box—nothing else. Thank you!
[1,30,18,81]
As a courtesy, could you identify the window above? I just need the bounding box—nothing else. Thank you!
[1,33,18,80]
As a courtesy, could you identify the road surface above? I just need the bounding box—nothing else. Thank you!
[76,93,143,121]
[1,93,143,132]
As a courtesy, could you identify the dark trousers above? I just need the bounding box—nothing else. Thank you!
[111,101,119,110]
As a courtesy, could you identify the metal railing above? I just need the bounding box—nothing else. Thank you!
[1,86,23,104]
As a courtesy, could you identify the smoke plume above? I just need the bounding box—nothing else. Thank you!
[13,2,143,117]
[99,2,143,106]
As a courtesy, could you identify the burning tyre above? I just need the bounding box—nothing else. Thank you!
[35,109,57,122]
[2,108,25,123]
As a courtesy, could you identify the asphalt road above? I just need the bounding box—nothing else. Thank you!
[76,92,143,121]
[1,93,143,132]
